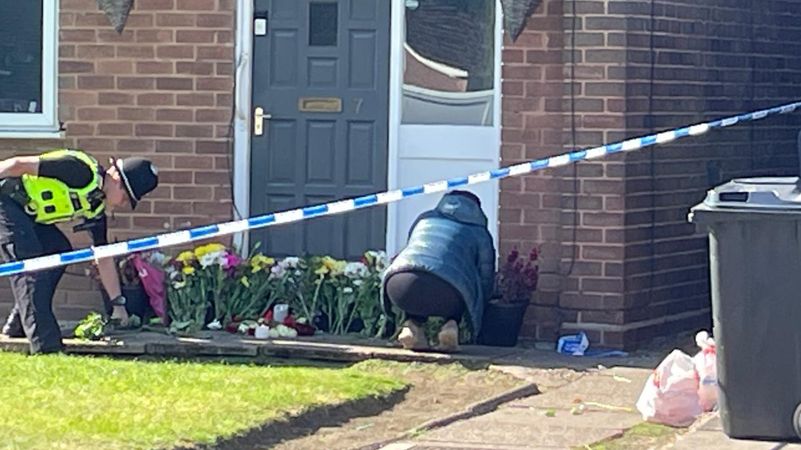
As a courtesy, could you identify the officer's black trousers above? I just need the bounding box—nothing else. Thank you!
[0,196,70,354]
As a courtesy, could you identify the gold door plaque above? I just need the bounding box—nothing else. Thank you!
[298,97,342,113]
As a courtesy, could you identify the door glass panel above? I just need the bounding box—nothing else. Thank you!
[402,0,495,126]
[309,2,338,47]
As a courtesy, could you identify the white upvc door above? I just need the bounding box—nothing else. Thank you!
[386,0,503,255]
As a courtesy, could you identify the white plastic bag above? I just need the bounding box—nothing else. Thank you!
[693,330,718,412]
[636,349,702,427]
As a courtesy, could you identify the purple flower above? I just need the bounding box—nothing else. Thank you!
[495,246,540,303]
[222,252,242,275]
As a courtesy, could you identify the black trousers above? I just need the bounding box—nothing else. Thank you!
[384,270,465,323]
[0,196,70,353]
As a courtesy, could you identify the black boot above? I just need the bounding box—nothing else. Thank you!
[1,309,25,338]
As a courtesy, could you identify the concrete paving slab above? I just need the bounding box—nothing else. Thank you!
[419,408,635,448]
[671,429,801,450]
[493,347,665,371]
[510,368,651,411]
[390,442,531,449]
[699,414,724,431]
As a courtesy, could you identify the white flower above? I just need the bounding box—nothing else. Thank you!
[365,250,389,270]
[199,250,225,268]
[269,264,285,279]
[280,257,301,269]
[206,319,222,330]
[172,280,186,289]
[344,262,368,279]
[343,287,354,294]
[353,279,363,286]
[275,324,298,338]
[375,251,388,269]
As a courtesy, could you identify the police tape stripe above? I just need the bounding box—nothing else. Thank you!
[1,100,799,277]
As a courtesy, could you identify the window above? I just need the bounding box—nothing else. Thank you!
[402,0,496,126]
[309,2,338,47]
[0,0,58,134]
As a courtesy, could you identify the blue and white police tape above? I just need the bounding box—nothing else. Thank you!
[1,100,800,277]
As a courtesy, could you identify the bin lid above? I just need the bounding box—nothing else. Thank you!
[701,177,801,210]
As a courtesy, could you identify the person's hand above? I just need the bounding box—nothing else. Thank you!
[111,305,129,327]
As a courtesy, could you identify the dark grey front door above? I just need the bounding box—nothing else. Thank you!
[250,0,390,260]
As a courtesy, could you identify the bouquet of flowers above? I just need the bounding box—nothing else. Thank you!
[165,248,208,334]
[350,250,389,337]
[216,252,279,329]
[268,256,312,317]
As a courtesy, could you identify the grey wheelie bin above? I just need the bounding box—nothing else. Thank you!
[689,175,801,441]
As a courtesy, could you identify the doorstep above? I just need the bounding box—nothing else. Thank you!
[0,329,524,365]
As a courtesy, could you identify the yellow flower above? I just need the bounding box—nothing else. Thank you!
[176,251,195,264]
[182,266,195,275]
[314,256,346,277]
[322,256,346,276]
[240,276,250,287]
[249,254,276,273]
[194,243,226,259]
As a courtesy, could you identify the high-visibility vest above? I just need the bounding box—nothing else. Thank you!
[21,149,105,224]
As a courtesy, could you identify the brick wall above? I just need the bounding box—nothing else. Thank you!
[501,0,801,348]
[501,0,630,344]
[0,0,236,321]
[613,0,801,346]
[503,0,801,349]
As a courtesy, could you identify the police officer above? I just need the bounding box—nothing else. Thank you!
[0,149,159,353]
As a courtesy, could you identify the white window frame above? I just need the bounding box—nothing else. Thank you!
[0,0,61,138]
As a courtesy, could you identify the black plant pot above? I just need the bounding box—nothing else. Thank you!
[103,285,153,320]
[478,301,529,347]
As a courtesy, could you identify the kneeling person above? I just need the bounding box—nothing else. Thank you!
[381,190,495,352]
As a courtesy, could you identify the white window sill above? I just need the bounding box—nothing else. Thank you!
[0,130,66,139]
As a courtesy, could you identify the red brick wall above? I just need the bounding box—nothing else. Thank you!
[0,0,235,321]
[614,0,801,346]
[501,0,630,344]
[503,0,801,349]
[499,0,568,341]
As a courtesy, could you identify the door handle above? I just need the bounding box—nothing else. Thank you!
[254,107,272,136]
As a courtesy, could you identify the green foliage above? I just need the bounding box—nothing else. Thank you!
[73,312,106,341]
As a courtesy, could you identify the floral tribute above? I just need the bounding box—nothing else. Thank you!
[142,242,393,338]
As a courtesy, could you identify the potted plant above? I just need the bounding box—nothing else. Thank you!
[478,247,539,347]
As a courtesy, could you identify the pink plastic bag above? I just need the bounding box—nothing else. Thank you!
[693,331,718,412]
[636,349,702,427]
[132,255,168,322]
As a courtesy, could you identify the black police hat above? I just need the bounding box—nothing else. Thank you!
[114,157,159,209]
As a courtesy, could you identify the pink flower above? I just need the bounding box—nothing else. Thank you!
[222,253,242,273]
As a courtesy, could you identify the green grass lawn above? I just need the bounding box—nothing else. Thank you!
[0,352,405,450]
